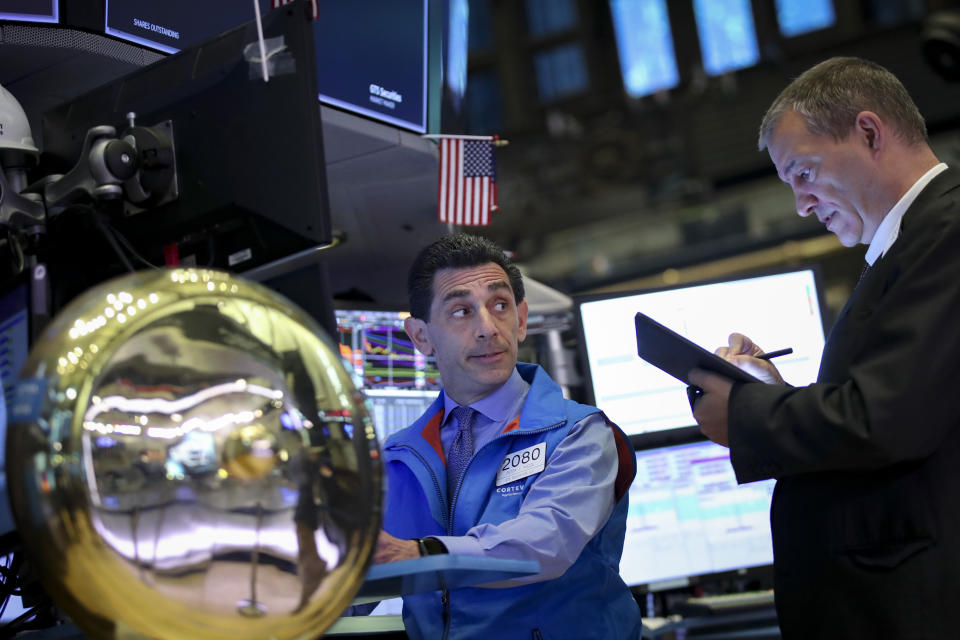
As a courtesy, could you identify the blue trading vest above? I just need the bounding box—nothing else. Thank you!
[382,363,641,640]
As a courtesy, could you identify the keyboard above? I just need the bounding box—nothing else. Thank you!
[680,589,775,614]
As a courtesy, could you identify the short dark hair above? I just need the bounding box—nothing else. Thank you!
[407,233,525,321]
[758,57,928,151]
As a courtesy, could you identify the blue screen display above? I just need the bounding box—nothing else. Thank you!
[775,0,835,37]
[693,0,759,76]
[609,0,679,98]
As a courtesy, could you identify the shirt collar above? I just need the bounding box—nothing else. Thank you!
[442,367,524,426]
[865,162,948,265]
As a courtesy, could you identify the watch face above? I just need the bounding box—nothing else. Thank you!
[420,537,447,556]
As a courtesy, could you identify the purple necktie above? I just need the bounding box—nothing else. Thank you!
[446,406,476,504]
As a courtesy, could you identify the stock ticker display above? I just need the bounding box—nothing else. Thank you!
[335,309,440,442]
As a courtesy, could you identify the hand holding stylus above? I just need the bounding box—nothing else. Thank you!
[715,333,788,384]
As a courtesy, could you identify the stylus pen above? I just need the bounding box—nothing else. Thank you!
[757,347,793,360]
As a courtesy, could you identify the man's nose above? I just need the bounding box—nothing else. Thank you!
[474,308,498,339]
[796,191,817,218]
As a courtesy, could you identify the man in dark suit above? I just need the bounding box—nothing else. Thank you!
[690,57,960,638]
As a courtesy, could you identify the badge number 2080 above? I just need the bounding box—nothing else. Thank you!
[496,442,547,486]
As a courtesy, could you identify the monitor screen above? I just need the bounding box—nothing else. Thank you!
[0,279,29,537]
[693,0,760,76]
[335,309,440,442]
[620,439,775,589]
[576,268,827,439]
[104,0,264,53]
[314,0,428,133]
[104,0,430,133]
[608,0,679,98]
[0,0,57,23]
[775,0,835,37]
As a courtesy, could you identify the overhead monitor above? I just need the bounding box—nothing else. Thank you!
[693,0,760,76]
[335,309,441,442]
[608,0,679,98]
[314,0,428,133]
[620,439,776,589]
[42,3,332,308]
[105,0,430,133]
[103,0,262,53]
[775,0,836,37]
[0,0,58,23]
[575,268,827,443]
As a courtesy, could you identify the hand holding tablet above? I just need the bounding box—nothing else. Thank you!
[634,313,790,409]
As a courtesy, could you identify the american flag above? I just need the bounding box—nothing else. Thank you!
[271,0,318,19]
[438,137,498,226]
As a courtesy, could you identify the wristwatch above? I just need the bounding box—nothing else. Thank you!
[416,537,448,556]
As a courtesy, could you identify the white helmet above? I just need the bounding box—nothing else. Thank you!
[0,84,38,157]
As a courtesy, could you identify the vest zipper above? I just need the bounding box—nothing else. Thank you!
[393,418,568,640]
[447,420,565,528]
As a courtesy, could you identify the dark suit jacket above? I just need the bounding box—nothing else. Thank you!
[728,166,960,639]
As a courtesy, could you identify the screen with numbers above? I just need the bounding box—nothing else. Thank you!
[619,439,776,588]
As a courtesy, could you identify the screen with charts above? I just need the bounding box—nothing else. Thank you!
[620,439,776,588]
[576,268,827,438]
[335,309,441,442]
[104,0,429,132]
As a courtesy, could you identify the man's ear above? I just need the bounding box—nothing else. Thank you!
[404,316,434,356]
[516,299,529,343]
[855,111,884,153]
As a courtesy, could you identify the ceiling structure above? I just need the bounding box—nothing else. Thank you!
[461,0,960,319]
[2,2,960,323]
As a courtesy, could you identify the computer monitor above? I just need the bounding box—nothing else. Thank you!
[575,267,828,443]
[620,438,776,590]
[103,0,265,53]
[0,275,31,538]
[0,0,57,23]
[104,0,431,133]
[334,309,440,442]
[41,1,332,309]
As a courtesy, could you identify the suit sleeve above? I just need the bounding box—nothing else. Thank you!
[730,191,960,483]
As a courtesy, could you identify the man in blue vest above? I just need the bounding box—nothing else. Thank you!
[373,233,641,639]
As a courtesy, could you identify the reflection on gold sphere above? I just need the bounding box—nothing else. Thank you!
[222,424,279,480]
[7,268,381,640]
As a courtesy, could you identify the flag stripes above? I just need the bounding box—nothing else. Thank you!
[438,137,497,226]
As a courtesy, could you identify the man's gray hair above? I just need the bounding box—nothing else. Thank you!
[758,57,927,151]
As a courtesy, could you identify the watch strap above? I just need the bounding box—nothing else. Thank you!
[416,537,448,556]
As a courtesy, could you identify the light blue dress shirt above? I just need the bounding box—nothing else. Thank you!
[434,369,619,585]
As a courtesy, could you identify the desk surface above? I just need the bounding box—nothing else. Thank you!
[355,554,540,602]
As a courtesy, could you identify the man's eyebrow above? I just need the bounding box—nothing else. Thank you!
[487,280,512,293]
[439,280,512,305]
[441,289,470,305]
[779,158,795,182]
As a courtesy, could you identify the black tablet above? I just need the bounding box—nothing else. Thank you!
[634,312,761,385]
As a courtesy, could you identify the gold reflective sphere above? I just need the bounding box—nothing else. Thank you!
[7,268,382,639]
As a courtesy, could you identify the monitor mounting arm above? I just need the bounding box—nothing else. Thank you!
[3,116,178,236]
